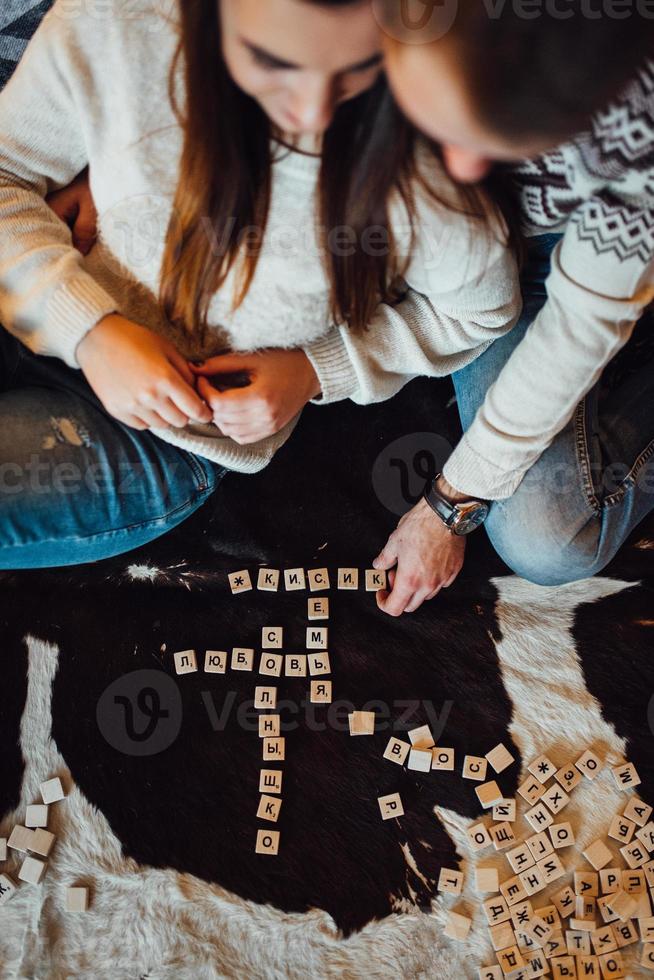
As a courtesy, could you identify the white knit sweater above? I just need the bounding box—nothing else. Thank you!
[0,1,521,482]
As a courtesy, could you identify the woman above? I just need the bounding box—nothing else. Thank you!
[367,3,654,614]
[0,0,519,567]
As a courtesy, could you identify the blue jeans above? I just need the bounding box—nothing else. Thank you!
[452,234,654,585]
[0,328,225,568]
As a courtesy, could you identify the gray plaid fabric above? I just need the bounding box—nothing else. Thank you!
[0,0,53,90]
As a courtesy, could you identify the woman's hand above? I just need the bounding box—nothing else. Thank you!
[46,168,98,255]
[190,349,321,444]
[76,314,213,430]
[373,495,466,616]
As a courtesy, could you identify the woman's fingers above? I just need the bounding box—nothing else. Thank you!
[165,372,213,423]
[190,353,254,375]
[148,397,189,429]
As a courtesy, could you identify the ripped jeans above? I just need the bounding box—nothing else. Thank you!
[451,234,654,585]
[0,328,225,568]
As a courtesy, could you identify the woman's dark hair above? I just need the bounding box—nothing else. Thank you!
[160,0,517,340]
[426,0,654,143]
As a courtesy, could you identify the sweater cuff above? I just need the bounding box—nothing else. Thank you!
[45,276,120,368]
[303,329,360,405]
[442,433,526,501]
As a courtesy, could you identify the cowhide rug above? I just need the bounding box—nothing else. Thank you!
[0,373,652,979]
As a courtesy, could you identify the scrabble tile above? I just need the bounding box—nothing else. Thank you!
[483,894,511,924]
[644,859,654,888]
[575,872,599,897]
[307,597,329,620]
[284,655,307,677]
[493,799,517,823]
[8,826,36,853]
[525,803,554,833]
[519,866,546,896]
[518,778,545,806]
[307,652,331,676]
[231,648,254,671]
[597,951,624,978]
[258,715,280,738]
[384,737,410,766]
[613,919,639,947]
[476,866,500,893]
[501,875,529,907]
[257,568,280,591]
[537,854,566,885]
[443,910,471,942]
[337,568,359,590]
[174,650,197,675]
[507,844,535,874]
[552,885,577,918]
[262,737,285,761]
[621,869,645,893]
[643,944,654,972]
[284,568,306,591]
[378,793,404,820]
[526,832,554,861]
[607,815,636,846]
[408,725,434,748]
[0,874,16,906]
[65,886,89,912]
[576,956,600,977]
[497,947,524,974]
[606,891,637,922]
[577,895,596,920]
[204,650,227,673]
[18,855,46,885]
[432,747,455,771]
[576,750,603,780]
[525,916,553,946]
[259,770,283,794]
[476,781,504,809]
[307,567,330,592]
[641,917,654,942]
[600,869,622,894]
[259,653,283,677]
[623,797,652,827]
[544,932,567,957]
[549,822,575,849]
[306,627,328,650]
[550,956,577,979]
[619,840,648,869]
[25,805,48,829]
[597,895,619,925]
[637,822,654,852]
[591,925,617,955]
[254,686,277,709]
[0,839,6,861]
[542,785,570,816]
[228,569,252,594]
[309,680,332,704]
[570,917,596,933]
[611,762,641,792]
[554,763,582,792]
[255,829,280,855]
[486,743,515,774]
[30,830,55,858]
[566,929,591,955]
[528,755,557,784]
[490,920,516,950]
[584,840,614,872]
[478,967,503,980]
[511,900,534,929]
[523,950,548,977]
[463,755,488,781]
[438,867,464,896]
[261,626,283,649]
[490,822,516,851]
[365,569,387,592]
[408,747,433,772]
[348,711,375,736]
[256,794,282,823]
[468,822,493,852]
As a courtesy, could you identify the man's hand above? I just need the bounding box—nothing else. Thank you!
[46,168,98,255]
[373,484,467,616]
[190,349,321,444]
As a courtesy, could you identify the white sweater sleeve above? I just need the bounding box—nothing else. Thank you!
[0,6,119,368]
[304,198,521,405]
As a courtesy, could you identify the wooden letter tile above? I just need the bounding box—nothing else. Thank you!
[258,715,280,738]
[307,568,330,592]
[284,568,306,591]
[257,568,280,592]
[575,749,603,780]
[438,867,464,896]
[383,737,410,766]
[611,762,641,791]
[549,822,575,849]
[607,815,635,846]
[443,910,472,942]
[262,737,285,761]
[378,793,404,820]
[65,886,89,912]
[255,829,280,855]
[231,648,254,671]
[307,652,331,676]
[254,686,277,709]
[256,794,282,823]
[554,763,582,792]
[518,778,545,806]
[307,598,329,621]
[623,797,652,827]
[365,569,387,592]
[25,805,48,829]
[348,711,375,736]
[228,570,252,594]
[284,655,307,677]
[309,680,332,704]
[337,568,359,590]
[18,855,47,885]
[259,653,283,677]
[463,755,488,781]
[476,781,504,809]
[204,650,227,674]
[259,769,282,794]
[468,823,493,852]
[432,747,455,771]
[261,627,283,649]
[476,866,500,893]
[174,650,197,675]
[306,627,328,650]
[583,840,614,872]
[528,755,557,784]
[0,874,16,906]
[486,742,515,774]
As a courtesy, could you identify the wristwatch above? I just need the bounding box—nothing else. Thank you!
[423,474,489,536]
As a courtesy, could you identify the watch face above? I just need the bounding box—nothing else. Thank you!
[454,501,489,535]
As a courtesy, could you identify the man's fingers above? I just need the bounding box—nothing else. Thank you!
[376,572,416,617]
[404,590,432,614]
[373,544,398,571]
